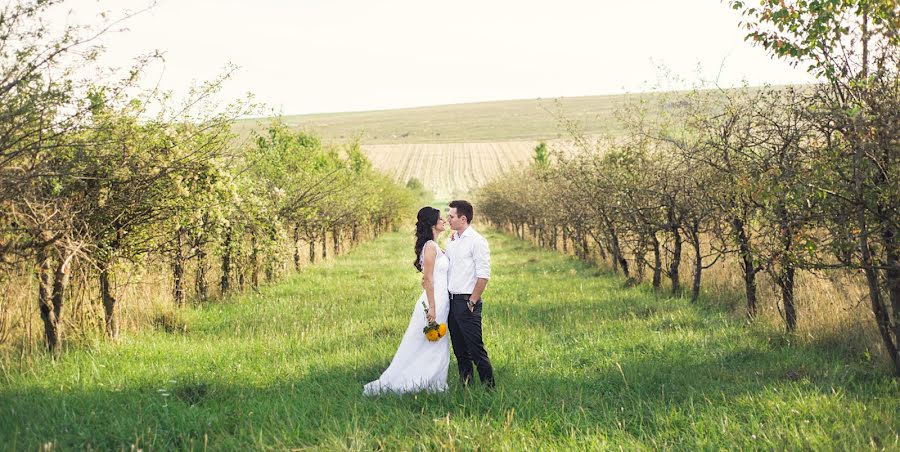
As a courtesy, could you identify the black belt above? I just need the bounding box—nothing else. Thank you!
[449,293,471,302]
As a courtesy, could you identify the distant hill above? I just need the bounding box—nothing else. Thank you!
[234,93,633,145]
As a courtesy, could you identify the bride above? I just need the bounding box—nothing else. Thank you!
[363,207,450,395]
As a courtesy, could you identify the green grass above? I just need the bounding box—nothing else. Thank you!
[1,230,898,450]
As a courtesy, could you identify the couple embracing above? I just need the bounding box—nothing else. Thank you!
[364,200,495,395]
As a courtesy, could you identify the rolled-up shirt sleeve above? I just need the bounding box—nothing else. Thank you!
[474,236,491,280]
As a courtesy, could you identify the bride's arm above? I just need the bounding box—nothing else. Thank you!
[422,242,437,323]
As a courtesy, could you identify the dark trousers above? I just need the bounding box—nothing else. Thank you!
[447,297,494,387]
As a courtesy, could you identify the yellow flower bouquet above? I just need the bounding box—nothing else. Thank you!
[421,301,447,342]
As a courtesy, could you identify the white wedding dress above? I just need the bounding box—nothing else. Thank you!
[364,241,450,395]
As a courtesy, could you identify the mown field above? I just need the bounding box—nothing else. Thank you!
[2,229,897,450]
[363,141,537,199]
[362,140,585,198]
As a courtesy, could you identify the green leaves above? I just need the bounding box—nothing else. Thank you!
[730,0,899,83]
[533,141,550,167]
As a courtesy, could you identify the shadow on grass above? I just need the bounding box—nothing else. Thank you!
[3,340,896,450]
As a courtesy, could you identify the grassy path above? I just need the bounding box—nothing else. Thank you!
[1,231,898,450]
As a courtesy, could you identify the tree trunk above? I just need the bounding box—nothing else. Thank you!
[634,243,646,283]
[860,232,898,374]
[652,233,662,290]
[602,233,618,273]
[36,247,57,353]
[293,225,301,272]
[332,227,341,256]
[879,216,900,375]
[308,237,316,264]
[100,265,118,338]
[550,225,558,251]
[571,229,581,259]
[611,233,629,278]
[50,251,74,349]
[265,229,276,283]
[40,248,75,354]
[196,244,209,301]
[236,244,244,291]
[592,233,605,261]
[853,115,899,374]
[668,215,683,296]
[321,229,327,260]
[173,227,186,306]
[251,234,259,289]
[689,222,702,303]
[220,227,232,294]
[776,207,797,333]
[779,265,797,333]
[733,217,758,319]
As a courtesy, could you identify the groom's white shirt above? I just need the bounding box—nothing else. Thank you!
[446,226,491,294]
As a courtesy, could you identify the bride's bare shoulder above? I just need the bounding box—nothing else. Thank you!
[428,240,445,253]
[422,240,439,257]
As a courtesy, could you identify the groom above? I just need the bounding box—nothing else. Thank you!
[445,200,495,388]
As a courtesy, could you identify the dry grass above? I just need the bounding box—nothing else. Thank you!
[703,258,879,360]
[498,224,886,369]
[0,261,206,353]
[0,238,332,354]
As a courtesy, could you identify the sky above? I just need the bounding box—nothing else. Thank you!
[58,0,816,116]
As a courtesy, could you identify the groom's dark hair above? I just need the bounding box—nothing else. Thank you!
[449,200,474,224]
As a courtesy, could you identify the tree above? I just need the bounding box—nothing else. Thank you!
[732,0,900,374]
[533,141,549,167]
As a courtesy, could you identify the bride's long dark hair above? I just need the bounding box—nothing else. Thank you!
[414,207,440,272]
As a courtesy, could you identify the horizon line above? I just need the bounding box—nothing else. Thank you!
[236,82,806,121]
